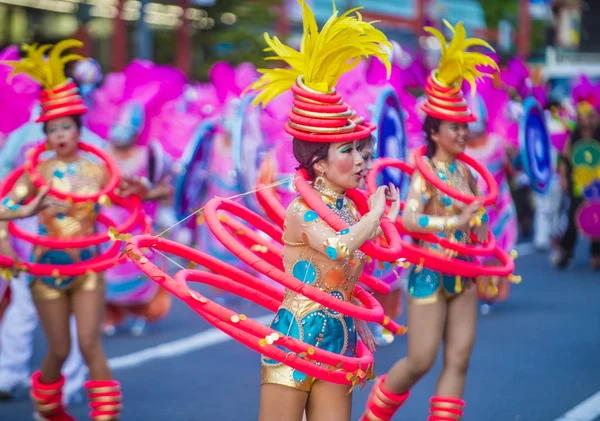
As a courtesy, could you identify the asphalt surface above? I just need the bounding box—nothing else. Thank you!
[1,241,599,421]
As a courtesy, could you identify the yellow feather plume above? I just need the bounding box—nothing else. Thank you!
[0,39,83,90]
[247,0,392,107]
[425,20,498,94]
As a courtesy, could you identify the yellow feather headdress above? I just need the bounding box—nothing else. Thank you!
[425,20,498,92]
[1,39,83,90]
[247,0,392,107]
[420,21,498,123]
[0,39,88,123]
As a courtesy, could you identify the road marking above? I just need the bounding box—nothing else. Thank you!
[108,314,273,371]
[554,390,600,421]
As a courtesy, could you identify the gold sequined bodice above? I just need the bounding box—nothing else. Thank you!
[281,188,366,318]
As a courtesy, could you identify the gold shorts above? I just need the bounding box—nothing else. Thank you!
[30,272,104,302]
[261,364,316,392]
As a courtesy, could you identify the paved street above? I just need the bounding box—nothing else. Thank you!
[1,242,599,421]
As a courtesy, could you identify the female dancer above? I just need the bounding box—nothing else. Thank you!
[0,40,122,421]
[247,2,396,420]
[361,21,497,421]
[358,136,403,344]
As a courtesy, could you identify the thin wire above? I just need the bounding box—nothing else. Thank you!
[153,177,293,239]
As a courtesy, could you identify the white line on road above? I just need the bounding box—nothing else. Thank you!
[553,390,600,421]
[108,314,273,371]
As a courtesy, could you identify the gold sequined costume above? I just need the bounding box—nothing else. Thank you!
[403,160,480,303]
[12,158,108,301]
[261,184,379,391]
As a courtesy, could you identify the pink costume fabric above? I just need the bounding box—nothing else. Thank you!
[92,62,185,313]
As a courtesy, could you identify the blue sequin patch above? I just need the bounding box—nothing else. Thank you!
[301,310,345,355]
[437,171,447,181]
[324,290,345,316]
[408,267,440,298]
[449,162,456,173]
[293,260,317,284]
[80,249,93,261]
[293,370,307,383]
[418,215,429,227]
[303,210,318,222]
[454,230,464,241]
[66,163,78,174]
[53,170,64,179]
[335,198,344,210]
[338,228,350,235]
[56,213,66,220]
[325,246,338,260]
[440,196,453,207]
[38,251,75,287]
[263,308,300,365]
[422,193,430,204]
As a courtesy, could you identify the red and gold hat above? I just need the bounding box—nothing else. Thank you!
[246,0,391,143]
[420,21,498,123]
[1,40,87,123]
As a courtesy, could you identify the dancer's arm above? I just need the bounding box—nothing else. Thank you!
[402,171,480,233]
[0,175,48,221]
[285,187,387,260]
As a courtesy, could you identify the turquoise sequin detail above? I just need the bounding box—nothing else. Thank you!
[338,228,350,235]
[303,210,318,222]
[437,171,447,181]
[325,246,338,260]
[293,260,317,284]
[418,215,429,227]
[37,251,75,287]
[263,308,300,365]
[53,170,64,179]
[335,198,344,210]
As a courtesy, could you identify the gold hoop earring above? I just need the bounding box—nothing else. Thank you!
[314,172,326,187]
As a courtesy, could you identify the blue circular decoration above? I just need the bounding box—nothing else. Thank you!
[584,181,600,200]
[372,86,408,189]
[325,246,338,260]
[338,228,350,235]
[519,97,553,194]
[292,370,308,383]
[38,251,75,287]
[232,94,270,212]
[293,260,317,284]
[174,121,215,219]
[303,210,318,222]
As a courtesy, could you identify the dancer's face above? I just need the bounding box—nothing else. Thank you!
[315,140,365,192]
[358,139,374,189]
[431,121,469,157]
[45,117,80,159]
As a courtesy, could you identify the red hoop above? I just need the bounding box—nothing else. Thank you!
[413,146,498,206]
[125,234,376,385]
[366,158,496,255]
[26,141,121,203]
[203,197,387,321]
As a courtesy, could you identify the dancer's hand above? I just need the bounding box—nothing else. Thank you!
[19,185,51,218]
[385,183,401,222]
[471,221,489,244]
[368,186,389,219]
[456,200,482,230]
[356,319,378,353]
[119,176,150,199]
